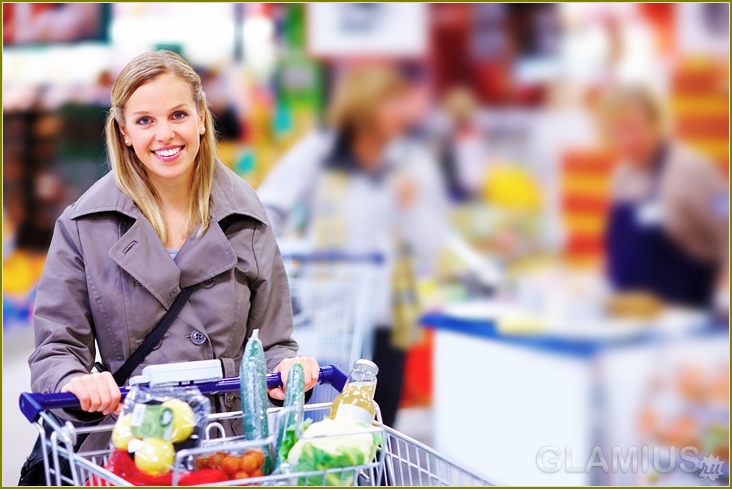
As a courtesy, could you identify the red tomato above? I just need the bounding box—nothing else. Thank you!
[246,450,265,468]
[232,470,250,480]
[239,454,259,473]
[221,456,241,476]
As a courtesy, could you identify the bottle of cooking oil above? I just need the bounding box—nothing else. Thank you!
[329,359,379,425]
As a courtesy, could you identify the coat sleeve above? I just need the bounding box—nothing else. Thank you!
[248,220,299,372]
[28,210,102,421]
[394,146,450,268]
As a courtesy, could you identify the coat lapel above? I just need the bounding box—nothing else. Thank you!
[175,221,237,288]
[109,218,182,310]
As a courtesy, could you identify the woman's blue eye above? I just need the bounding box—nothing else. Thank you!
[137,117,151,125]
[172,111,187,120]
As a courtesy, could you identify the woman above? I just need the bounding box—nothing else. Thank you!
[600,86,728,311]
[257,65,447,427]
[28,51,318,432]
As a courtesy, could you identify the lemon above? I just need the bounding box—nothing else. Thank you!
[134,438,174,476]
[111,414,137,451]
[161,398,195,443]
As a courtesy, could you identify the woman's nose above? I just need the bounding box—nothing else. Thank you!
[155,121,175,142]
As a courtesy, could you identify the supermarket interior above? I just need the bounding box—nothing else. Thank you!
[2,2,730,486]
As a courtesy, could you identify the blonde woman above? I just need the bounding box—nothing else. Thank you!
[28,51,318,438]
[258,65,447,427]
[600,86,728,311]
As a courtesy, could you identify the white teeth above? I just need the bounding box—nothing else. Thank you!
[155,147,181,157]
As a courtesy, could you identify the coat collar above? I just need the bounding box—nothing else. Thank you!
[69,161,269,224]
[70,162,269,310]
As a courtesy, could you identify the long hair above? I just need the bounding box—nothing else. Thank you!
[105,50,217,245]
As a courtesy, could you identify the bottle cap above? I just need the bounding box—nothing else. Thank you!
[353,359,379,375]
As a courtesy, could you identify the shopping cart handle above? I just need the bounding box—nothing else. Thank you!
[281,251,385,265]
[19,364,347,423]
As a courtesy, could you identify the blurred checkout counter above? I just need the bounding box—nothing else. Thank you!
[421,268,729,486]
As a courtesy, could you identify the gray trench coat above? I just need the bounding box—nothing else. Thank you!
[28,161,298,446]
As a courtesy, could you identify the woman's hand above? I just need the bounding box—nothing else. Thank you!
[61,371,122,416]
[268,356,320,401]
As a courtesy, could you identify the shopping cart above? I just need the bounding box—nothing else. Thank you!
[19,365,492,487]
[282,251,384,412]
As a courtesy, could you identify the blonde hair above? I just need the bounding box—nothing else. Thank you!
[598,85,669,137]
[105,50,216,245]
[326,65,408,131]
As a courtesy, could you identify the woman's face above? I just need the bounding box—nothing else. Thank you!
[606,104,659,165]
[371,94,411,141]
[120,74,204,185]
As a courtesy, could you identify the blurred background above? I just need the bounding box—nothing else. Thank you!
[2,3,729,486]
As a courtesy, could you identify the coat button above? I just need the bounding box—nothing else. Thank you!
[190,330,207,345]
[201,278,215,288]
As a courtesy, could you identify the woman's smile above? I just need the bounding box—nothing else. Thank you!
[152,144,185,162]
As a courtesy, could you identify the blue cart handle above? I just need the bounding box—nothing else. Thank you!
[19,364,347,423]
[281,251,384,265]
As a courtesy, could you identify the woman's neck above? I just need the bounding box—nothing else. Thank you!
[351,131,386,172]
[149,172,191,214]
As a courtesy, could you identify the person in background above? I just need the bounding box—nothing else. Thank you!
[257,65,448,427]
[600,86,728,314]
[438,86,488,203]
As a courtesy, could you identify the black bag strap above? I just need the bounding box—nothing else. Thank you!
[109,217,234,386]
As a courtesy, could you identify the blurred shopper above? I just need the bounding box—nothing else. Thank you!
[600,86,729,312]
[258,65,448,426]
[25,51,318,464]
[438,86,489,203]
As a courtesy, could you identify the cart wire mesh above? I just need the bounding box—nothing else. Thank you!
[284,256,379,414]
[34,402,492,487]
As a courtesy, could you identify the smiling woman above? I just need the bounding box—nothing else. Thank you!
[106,52,215,249]
[26,50,319,457]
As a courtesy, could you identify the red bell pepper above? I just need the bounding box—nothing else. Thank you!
[177,469,230,486]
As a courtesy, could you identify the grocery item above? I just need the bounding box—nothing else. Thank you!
[111,414,135,451]
[161,398,196,443]
[177,469,229,486]
[190,449,267,483]
[329,359,378,425]
[111,383,210,480]
[276,362,305,466]
[287,418,382,486]
[240,329,269,443]
[133,438,175,476]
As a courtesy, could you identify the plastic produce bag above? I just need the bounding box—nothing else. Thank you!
[110,384,210,478]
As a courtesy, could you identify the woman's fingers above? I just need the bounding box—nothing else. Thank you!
[269,387,285,401]
[61,373,120,414]
[100,372,122,415]
[304,357,320,391]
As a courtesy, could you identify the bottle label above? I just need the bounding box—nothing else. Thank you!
[334,404,374,426]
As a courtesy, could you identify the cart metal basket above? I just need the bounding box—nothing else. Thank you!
[283,252,383,411]
[19,365,491,486]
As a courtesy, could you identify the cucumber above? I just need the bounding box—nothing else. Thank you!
[240,329,269,442]
[276,362,305,466]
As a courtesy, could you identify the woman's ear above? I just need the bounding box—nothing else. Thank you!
[119,126,131,146]
[199,114,206,135]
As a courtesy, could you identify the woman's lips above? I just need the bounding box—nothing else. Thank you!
[151,145,184,162]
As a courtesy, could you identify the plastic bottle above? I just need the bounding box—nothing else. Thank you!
[329,359,379,425]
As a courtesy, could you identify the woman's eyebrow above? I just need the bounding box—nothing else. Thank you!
[130,104,189,117]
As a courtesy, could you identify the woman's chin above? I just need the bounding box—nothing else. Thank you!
[145,161,194,183]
